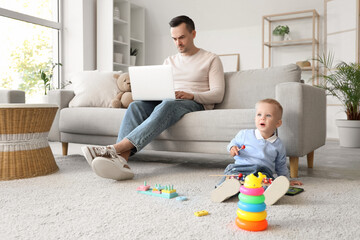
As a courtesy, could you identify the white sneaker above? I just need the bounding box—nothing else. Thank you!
[211,178,241,203]
[92,155,134,181]
[81,145,118,166]
[263,176,290,205]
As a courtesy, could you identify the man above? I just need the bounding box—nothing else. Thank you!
[82,15,225,180]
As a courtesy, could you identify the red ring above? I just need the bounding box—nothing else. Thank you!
[235,217,268,231]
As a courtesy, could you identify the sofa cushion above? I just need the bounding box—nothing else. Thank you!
[215,64,301,109]
[68,71,121,108]
[59,107,127,136]
[156,109,256,142]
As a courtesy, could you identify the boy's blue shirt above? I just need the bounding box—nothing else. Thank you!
[227,129,290,179]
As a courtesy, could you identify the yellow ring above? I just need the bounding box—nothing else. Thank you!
[236,208,267,221]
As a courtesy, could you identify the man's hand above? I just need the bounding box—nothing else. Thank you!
[290,180,303,186]
[230,146,240,157]
[175,91,194,100]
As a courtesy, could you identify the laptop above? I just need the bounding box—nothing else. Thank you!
[128,65,176,101]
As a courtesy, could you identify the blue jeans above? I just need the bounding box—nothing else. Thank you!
[117,100,204,154]
[217,163,275,186]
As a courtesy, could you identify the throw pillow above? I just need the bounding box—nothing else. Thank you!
[68,71,121,108]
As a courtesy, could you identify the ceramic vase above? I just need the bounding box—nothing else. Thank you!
[130,56,136,66]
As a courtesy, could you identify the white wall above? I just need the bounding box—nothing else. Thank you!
[64,0,349,139]
[62,0,96,82]
[131,0,324,69]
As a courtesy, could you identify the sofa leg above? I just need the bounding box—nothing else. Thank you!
[289,157,299,178]
[62,142,68,156]
[307,151,314,168]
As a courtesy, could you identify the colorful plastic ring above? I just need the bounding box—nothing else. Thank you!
[237,201,266,213]
[236,208,267,221]
[238,193,265,204]
[235,217,268,231]
[240,186,264,196]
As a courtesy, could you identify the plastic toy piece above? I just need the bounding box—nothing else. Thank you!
[239,193,265,204]
[176,196,188,201]
[136,181,150,191]
[235,217,268,231]
[244,173,266,188]
[236,145,246,154]
[235,172,268,232]
[236,208,267,222]
[194,210,209,217]
[237,201,266,213]
[137,182,178,199]
[240,185,265,196]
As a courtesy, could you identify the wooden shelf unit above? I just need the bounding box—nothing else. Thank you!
[262,10,320,85]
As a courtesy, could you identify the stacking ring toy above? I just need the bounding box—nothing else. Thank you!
[238,193,265,204]
[237,201,266,213]
[240,186,264,196]
[235,217,268,231]
[236,208,267,221]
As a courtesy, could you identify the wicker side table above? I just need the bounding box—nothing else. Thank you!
[0,104,59,180]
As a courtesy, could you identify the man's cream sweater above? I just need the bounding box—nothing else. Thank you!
[163,48,225,110]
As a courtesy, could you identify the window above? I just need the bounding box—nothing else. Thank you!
[0,0,61,101]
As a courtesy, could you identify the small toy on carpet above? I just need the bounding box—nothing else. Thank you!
[136,181,178,199]
[235,172,268,231]
[176,196,188,201]
[194,210,209,217]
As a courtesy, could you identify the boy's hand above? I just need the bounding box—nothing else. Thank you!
[290,180,303,186]
[230,146,240,157]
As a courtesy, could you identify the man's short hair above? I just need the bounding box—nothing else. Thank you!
[169,15,195,33]
[256,98,283,118]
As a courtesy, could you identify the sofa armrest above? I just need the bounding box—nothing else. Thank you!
[276,82,326,157]
[0,90,25,103]
[48,90,75,141]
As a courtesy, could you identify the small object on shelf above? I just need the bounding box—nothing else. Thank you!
[114,53,123,64]
[194,210,209,217]
[284,33,291,41]
[272,25,290,41]
[118,35,123,42]
[114,7,120,19]
[130,56,136,66]
[296,61,311,68]
[130,48,138,66]
[130,47,138,56]
[272,25,290,36]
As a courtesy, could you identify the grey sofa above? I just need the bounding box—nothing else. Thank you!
[0,90,25,103]
[49,64,326,178]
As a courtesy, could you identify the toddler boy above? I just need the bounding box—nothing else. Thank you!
[211,98,302,205]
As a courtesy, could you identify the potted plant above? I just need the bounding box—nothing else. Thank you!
[315,53,360,147]
[130,48,138,66]
[272,25,290,41]
[39,62,62,95]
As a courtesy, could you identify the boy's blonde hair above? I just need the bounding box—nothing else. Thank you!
[255,99,283,118]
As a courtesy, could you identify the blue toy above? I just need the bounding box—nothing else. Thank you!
[136,181,178,199]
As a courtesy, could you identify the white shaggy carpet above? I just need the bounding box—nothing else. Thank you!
[1,154,359,239]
